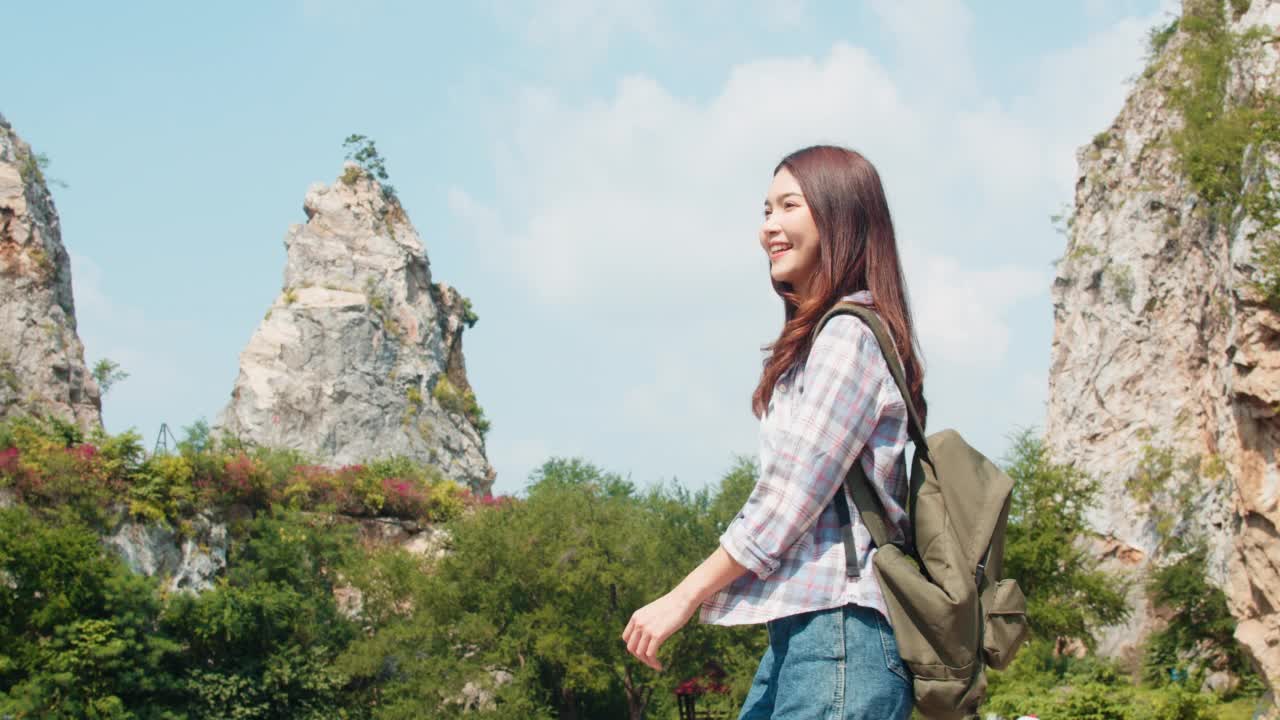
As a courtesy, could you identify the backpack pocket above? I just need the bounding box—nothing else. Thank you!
[981,578,1028,671]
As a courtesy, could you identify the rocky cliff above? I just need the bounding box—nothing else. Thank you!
[0,114,102,429]
[1046,0,1280,690]
[213,163,495,494]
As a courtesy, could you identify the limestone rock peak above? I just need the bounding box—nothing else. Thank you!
[0,112,102,429]
[213,161,494,494]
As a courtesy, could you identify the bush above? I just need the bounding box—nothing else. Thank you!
[1002,428,1130,648]
[432,376,490,439]
[0,414,466,527]
[0,505,183,717]
[1142,542,1262,698]
[983,639,1226,720]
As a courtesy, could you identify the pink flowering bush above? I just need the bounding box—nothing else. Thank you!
[0,413,470,526]
[0,414,137,522]
[458,487,517,512]
[379,476,429,518]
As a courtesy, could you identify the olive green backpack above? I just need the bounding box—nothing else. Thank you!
[812,301,1030,720]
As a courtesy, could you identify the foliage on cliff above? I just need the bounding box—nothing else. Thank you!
[0,413,467,532]
[1154,0,1280,307]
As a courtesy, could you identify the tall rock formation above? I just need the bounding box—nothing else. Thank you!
[1045,0,1280,690]
[0,113,101,429]
[213,162,495,494]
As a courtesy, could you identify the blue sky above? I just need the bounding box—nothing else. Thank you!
[5,0,1176,495]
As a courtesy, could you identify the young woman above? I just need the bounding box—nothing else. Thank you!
[621,145,927,719]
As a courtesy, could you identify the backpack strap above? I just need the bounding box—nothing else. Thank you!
[808,301,926,577]
[812,301,928,454]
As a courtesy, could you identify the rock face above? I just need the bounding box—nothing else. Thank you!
[0,113,101,429]
[104,510,229,594]
[213,163,495,494]
[1045,0,1280,690]
[104,505,448,599]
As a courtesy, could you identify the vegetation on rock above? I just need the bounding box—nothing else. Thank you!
[343,134,397,204]
[432,376,490,440]
[91,358,128,397]
[1154,0,1280,308]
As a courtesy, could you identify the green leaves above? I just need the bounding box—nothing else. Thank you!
[342,134,397,203]
[1001,429,1131,649]
[336,456,765,719]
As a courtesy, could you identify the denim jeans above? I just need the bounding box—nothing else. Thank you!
[737,603,913,720]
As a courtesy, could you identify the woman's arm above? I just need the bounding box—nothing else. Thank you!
[621,313,892,671]
[621,545,747,671]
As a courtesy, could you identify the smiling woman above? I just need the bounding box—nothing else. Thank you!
[622,145,926,720]
[761,169,822,301]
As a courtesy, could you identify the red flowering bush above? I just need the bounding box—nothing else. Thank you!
[0,414,468,525]
[458,487,516,511]
[0,414,134,522]
[0,445,25,486]
[379,476,429,519]
[219,452,271,507]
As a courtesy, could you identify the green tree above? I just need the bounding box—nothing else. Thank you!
[92,358,129,396]
[1142,541,1261,695]
[342,134,396,202]
[0,506,184,718]
[160,506,359,719]
[1001,428,1130,649]
[337,456,765,720]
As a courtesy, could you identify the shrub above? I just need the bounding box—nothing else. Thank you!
[129,452,197,524]
[1147,18,1179,58]
[460,297,479,328]
[91,358,129,396]
[1142,542,1262,697]
[342,133,397,203]
[433,376,491,438]
[0,506,182,716]
[1162,0,1280,307]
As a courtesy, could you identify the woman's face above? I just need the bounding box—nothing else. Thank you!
[760,166,821,301]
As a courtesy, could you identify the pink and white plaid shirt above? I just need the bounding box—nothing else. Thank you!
[699,290,911,627]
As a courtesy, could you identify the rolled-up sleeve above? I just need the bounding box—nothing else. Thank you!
[720,313,891,580]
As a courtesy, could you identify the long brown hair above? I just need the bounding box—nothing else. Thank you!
[751,145,927,427]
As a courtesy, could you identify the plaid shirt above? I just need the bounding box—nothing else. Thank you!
[699,290,911,626]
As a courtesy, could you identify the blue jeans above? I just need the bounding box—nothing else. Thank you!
[737,603,913,720]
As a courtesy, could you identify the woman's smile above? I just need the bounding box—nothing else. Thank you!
[761,166,821,300]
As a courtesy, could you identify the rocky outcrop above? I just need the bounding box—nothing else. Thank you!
[104,504,449,598]
[213,163,495,494]
[105,510,229,593]
[1045,0,1280,690]
[0,113,101,429]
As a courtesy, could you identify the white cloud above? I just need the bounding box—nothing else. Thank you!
[455,41,1039,363]
[452,2,1170,488]
[908,253,1049,365]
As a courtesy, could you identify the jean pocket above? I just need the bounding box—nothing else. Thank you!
[874,610,912,684]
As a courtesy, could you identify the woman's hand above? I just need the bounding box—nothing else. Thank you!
[622,546,748,671]
[621,590,697,671]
